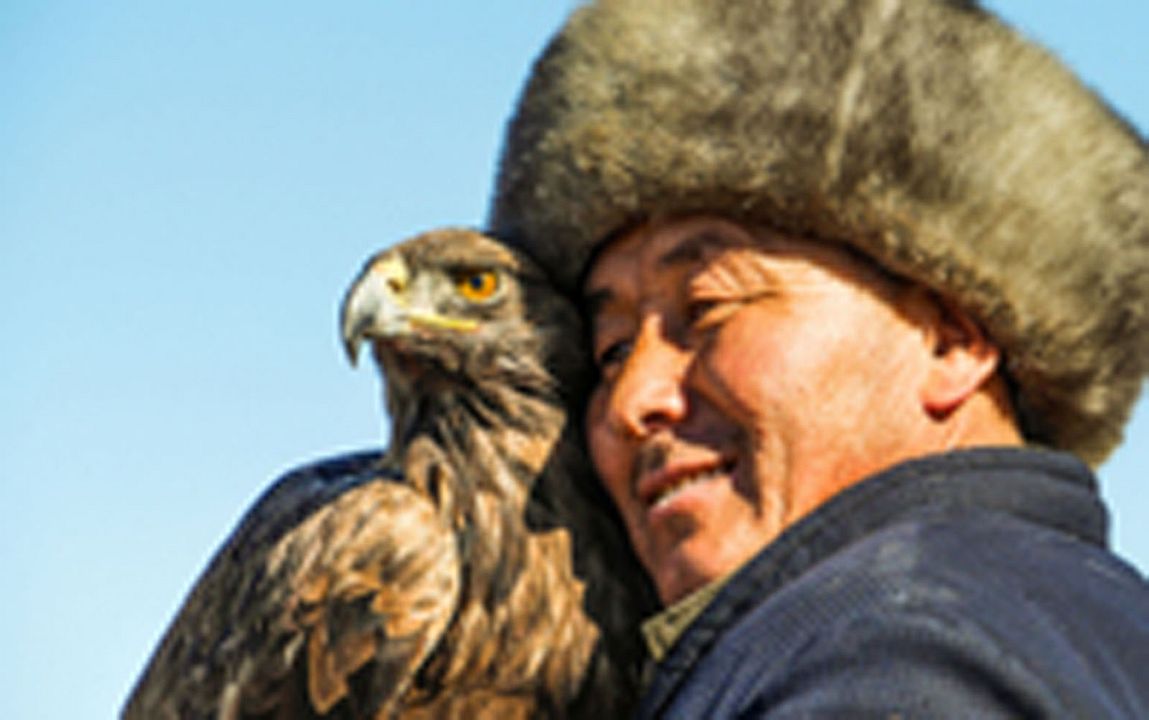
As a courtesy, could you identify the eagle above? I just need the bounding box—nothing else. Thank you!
[123,228,656,719]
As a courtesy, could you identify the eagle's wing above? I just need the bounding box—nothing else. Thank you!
[123,451,461,719]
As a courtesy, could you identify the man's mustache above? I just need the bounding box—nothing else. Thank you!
[631,441,671,490]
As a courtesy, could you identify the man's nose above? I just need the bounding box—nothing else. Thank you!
[607,318,689,438]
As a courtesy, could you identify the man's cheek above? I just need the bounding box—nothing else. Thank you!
[699,334,779,413]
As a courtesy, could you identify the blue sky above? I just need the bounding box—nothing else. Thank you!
[2,2,1146,718]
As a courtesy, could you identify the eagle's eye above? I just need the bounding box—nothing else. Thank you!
[456,270,500,302]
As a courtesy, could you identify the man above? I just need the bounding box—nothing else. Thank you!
[490,0,1149,717]
[582,216,1023,607]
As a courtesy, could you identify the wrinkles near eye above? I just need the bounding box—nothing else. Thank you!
[685,296,741,331]
[686,298,723,325]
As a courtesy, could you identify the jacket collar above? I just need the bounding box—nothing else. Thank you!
[641,446,1106,715]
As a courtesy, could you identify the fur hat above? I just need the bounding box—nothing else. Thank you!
[488,0,1149,465]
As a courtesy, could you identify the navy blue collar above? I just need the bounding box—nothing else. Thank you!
[642,447,1106,714]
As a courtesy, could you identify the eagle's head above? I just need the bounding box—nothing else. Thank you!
[341,228,588,414]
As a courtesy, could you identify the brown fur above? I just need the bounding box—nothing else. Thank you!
[490,0,1149,465]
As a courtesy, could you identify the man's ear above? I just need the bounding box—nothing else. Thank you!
[906,288,1002,419]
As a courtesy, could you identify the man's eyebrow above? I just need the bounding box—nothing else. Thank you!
[657,230,737,270]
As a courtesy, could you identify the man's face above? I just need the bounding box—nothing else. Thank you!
[584,217,935,604]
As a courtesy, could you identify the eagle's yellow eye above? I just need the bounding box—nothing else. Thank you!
[456,270,500,302]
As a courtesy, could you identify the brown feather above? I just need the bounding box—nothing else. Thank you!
[123,229,656,719]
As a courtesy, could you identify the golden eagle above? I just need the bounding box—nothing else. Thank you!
[124,229,655,719]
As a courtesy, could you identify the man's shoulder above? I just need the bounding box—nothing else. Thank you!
[819,508,1149,628]
[738,508,1149,663]
[664,509,1149,718]
[818,505,1147,600]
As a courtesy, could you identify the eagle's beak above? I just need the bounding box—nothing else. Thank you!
[340,254,411,367]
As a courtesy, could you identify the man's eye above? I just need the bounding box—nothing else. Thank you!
[595,339,632,375]
[686,298,725,327]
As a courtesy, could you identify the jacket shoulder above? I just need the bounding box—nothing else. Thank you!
[653,512,1149,719]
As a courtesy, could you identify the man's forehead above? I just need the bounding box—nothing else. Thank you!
[581,217,909,319]
[583,219,754,297]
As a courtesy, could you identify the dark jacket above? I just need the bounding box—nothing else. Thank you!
[637,448,1149,719]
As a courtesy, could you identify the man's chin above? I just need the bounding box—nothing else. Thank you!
[649,550,727,605]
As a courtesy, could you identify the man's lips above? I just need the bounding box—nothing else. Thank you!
[636,457,737,509]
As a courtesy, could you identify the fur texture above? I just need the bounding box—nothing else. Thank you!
[489,0,1149,465]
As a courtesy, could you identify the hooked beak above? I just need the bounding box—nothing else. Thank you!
[340,253,411,367]
[340,251,482,367]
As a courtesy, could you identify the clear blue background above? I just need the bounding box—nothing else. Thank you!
[2,3,1145,717]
